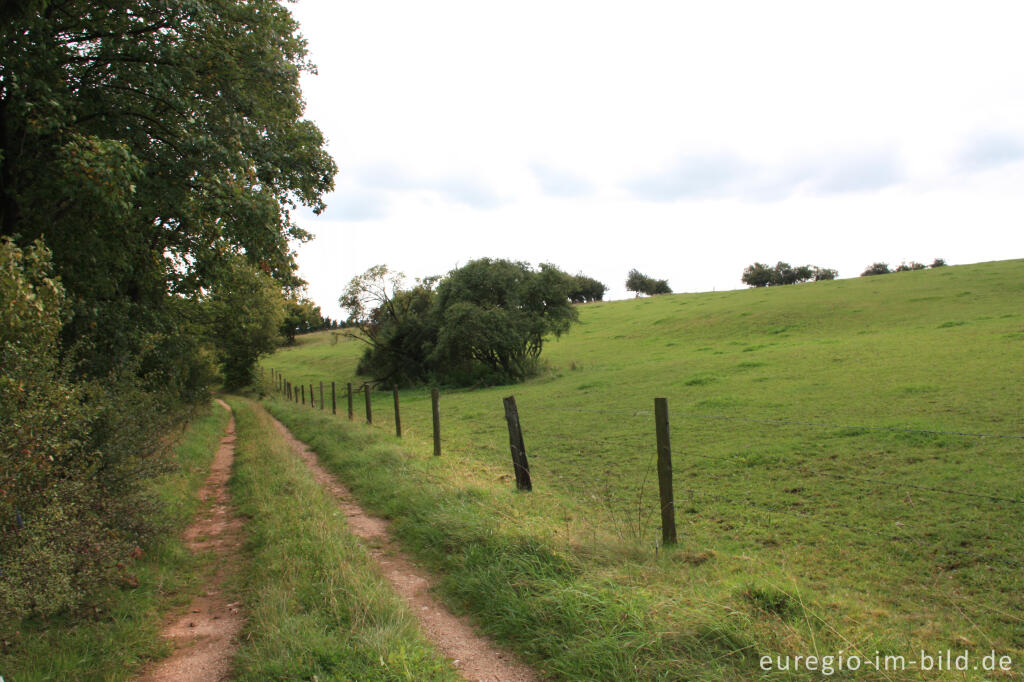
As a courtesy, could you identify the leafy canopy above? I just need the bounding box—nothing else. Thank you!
[741,262,837,287]
[341,259,580,386]
[626,269,672,296]
[0,0,336,389]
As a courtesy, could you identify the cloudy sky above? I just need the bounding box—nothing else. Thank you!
[287,0,1024,318]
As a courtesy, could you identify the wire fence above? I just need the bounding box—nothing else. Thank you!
[261,367,1024,572]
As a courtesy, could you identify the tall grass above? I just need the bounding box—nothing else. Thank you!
[225,397,458,681]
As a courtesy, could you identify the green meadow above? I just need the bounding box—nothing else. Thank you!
[263,259,1024,679]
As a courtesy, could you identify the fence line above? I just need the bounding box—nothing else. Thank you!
[262,367,1023,570]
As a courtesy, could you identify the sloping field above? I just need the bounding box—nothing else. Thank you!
[265,259,1024,678]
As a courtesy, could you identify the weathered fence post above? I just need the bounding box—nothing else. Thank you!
[347,382,354,420]
[502,396,532,491]
[331,381,336,415]
[364,384,372,424]
[301,384,305,405]
[431,387,441,457]
[309,383,315,409]
[320,381,324,411]
[654,397,677,545]
[393,387,402,437]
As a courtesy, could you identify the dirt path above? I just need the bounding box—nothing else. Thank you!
[262,405,540,682]
[136,399,245,682]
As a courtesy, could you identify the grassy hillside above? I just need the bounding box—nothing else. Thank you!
[264,260,1024,678]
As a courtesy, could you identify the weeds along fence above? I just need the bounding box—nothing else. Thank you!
[261,367,1024,570]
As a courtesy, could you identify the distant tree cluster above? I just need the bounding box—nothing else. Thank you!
[861,259,946,276]
[626,269,672,296]
[341,259,584,387]
[741,262,837,287]
[279,299,345,345]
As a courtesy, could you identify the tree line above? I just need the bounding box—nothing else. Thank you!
[861,259,945,276]
[1,0,335,623]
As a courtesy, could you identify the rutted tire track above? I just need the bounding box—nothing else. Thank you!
[136,399,245,682]
[260,403,540,682]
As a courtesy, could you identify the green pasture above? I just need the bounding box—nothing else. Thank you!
[263,259,1024,678]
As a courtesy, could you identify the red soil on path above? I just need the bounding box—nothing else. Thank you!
[136,399,245,682]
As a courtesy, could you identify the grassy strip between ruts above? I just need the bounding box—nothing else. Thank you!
[1,401,229,682]
[223,396,458,681]
[260,396,776,681]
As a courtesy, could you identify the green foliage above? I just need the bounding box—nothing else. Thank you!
[207,257,286,390]
[1,402,229,680]
[432,260,578,383]
[860,262,891,276]
[280,297,331,344]
[741,261,836,287]
[567,274,607,303]
[930,257,947,268]
[811,266,838,281]
[625,268,672,296]
[0,0,336,395]
[895,260,926,272]
[342,260,579,386]
[0,239,178,623]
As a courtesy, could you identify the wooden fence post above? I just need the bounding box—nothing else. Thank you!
[331,381,336,415]
[364,384,372,424]
[320,381,324,411]
[347,383,354,420]
[393,387,402,437]
[654,397,677,545]
[431,387,441,457]
[301,384,305,405]
[309,383,315,409]
[502,396,532,491]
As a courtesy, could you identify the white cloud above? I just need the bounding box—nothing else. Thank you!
[288,0,1024,318]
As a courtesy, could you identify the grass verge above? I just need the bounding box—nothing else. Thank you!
[1,402,229,681]
[261,396,771,680]
[224,396,458,681]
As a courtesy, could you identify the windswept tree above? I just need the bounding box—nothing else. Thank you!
[626,269,672,296]
[567,274,607,303]
[339,265,440,385]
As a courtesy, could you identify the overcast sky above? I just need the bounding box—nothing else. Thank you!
[287,0,1024,319]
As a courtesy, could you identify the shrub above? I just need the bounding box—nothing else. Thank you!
[860,262,891,276]
[930,258,947,268]
[0,239,178,623]
[895,261,926,272]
